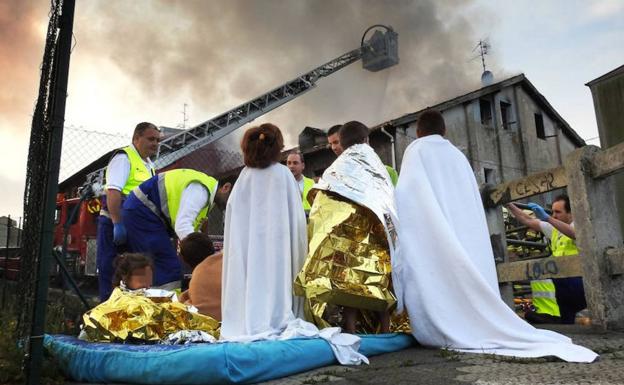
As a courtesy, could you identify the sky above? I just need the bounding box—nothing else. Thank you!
[1,0,623,220]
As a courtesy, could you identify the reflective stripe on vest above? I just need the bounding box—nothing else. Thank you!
[132,186,169,227]
[159,169,218,231]
[551,227,578,257]
[106,146,155,196]
[302,176,315,212]
[530,279,560,317]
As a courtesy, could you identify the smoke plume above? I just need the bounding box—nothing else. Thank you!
[73,0,491,146]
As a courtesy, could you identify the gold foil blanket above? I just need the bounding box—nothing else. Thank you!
[295,191,396,314]
[81,288,220,343]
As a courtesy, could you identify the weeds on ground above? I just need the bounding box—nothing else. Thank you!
[437,347,461,361]
[0,296,70,385]
[398,358,416,367]
[478,352,555,364]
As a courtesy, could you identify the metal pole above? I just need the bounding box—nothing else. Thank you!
[1,215,11,308]
[52,250,90,311]
[25,1,75,384]
[17,217,22,246]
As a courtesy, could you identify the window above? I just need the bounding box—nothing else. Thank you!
[54,206,61,225]
[65,203,79,226]
[500,101,511,130]
[534,113,545,140]
[480,99,493,126]
[484,168,495,184]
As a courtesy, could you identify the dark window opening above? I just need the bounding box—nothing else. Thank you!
[480,99,493,126]
[484,168,495,184]
[535,113,545,140]
[65,203,79,226]
[54,206,61,225]
[500,101,512,130]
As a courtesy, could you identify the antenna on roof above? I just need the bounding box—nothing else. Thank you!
[472,39,493,86]
[178,103,189,129]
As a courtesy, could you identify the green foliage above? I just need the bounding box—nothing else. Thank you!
[437,347,461,361]
[0,295,69,385]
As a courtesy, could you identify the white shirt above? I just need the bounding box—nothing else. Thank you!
[106,144,155,191]
[297,177,304,193]
[175,183,210,240]
[539,221,575,240]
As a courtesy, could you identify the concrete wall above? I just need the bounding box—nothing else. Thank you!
[391,84,581,198]
[588,69,624,236]
[0,217,21,248]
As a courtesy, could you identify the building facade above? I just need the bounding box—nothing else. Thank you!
[297,74,585,203]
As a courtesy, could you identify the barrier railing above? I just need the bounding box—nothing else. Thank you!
[482,142,624,330]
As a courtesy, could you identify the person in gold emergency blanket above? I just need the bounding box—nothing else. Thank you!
[295,121,401,334]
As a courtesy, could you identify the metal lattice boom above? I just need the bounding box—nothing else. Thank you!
[154,47,363,168]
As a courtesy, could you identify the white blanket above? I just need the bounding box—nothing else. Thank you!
[394,135,597,363]
[220,162,367,365]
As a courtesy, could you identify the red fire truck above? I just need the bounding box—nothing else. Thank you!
[53,192,101,276]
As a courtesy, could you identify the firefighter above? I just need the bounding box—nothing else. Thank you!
[507,195,586,324]
[97,122,160,301]
[121,169,233,290]
[286,151,314,214]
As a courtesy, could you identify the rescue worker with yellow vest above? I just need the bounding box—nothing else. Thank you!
[507,194,586,324]
[121,169,233,290]
[327,124,398,186]
[286,151,314,214]
[97,122,160,301]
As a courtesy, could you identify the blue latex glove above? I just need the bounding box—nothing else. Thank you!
[113,223,127,246]
[527,202,549,221]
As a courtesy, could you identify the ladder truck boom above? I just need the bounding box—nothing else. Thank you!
[154,46,364,168]
[85,25,398,187]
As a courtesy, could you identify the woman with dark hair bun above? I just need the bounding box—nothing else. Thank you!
[219,123,309,341]
[175,123,365,362]
[240,123,284,169]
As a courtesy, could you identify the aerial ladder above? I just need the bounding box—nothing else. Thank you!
[153,24,399,168]
[84,24,398,188]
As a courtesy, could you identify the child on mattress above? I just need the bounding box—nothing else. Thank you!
[178,232,223,321]
[112,253,154,291]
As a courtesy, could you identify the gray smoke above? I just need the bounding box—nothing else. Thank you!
[74,0,492,147]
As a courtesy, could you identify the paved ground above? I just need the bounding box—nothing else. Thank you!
[260,325,624,385]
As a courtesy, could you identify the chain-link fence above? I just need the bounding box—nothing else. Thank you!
[59,126,132,183]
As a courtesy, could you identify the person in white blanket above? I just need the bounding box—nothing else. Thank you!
[393,109,597,363]
[219,123,368,365]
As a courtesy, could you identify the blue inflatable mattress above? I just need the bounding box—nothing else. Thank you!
[44,333,415,384]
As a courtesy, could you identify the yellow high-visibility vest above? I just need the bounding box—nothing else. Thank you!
[161,169,218,231]
[530,279,560,317]
[106,146,155,196]
[302,176,315,212]
[530,225,578,317]
[385,165,398,186]
[550,227,579,257]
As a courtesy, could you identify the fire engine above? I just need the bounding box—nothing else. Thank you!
[53,192,101,276]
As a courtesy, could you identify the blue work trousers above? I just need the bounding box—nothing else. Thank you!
[96,215,127,301]
[122,193,182,286]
